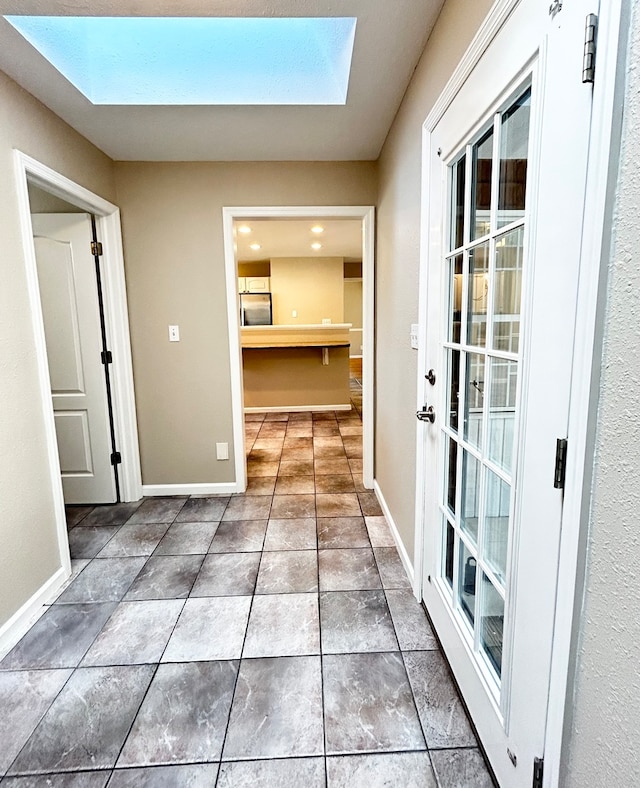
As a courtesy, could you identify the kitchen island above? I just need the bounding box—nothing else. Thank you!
[241,324,352,411]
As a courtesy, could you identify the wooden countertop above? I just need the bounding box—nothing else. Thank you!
[241,324,352,349]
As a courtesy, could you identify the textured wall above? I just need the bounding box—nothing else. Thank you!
[562,4,640,783]
[376,0,493,559]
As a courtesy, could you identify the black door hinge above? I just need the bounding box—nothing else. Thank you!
[583,14,598,84]
[554,438,568,490]
[91,240,103,256]
[110,451,122,466]
[533,757,544,788]
[101,350,113,365]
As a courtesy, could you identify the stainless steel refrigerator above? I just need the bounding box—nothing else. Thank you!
[240,292,272,326]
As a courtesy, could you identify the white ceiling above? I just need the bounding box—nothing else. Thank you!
[0,0,444,161]
[235,218,363,261]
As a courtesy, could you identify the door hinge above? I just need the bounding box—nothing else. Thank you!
[549,1,562,19]
[91,240,103,256]
[583,14,598,84]
[101,350,113,365]
[110,451,122,466]
[533,757,544,788]
[554,438,568,490]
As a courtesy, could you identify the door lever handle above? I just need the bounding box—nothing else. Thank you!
[416,406,436,423]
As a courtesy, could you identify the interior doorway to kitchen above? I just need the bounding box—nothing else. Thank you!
[222,206,375,492]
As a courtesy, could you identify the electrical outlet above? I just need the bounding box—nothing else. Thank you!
[168,325,180,342]
[216,442,229,460]
[322,318,331,325]
[292,310,297,318]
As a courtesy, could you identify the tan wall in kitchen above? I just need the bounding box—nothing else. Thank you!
[270,257,344,325]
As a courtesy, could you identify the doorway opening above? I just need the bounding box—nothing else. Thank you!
[222,206,375,491]
[14,151,142,575]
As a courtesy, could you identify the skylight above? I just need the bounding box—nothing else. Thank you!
[4,16,357,105]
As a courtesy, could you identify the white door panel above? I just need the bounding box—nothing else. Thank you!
[33,214,116,504]
[419,1,596,785]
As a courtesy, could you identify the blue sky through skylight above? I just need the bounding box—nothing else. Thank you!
[4,16,357,105]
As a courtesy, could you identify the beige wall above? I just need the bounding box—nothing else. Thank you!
[562,4,639,783]
[344,280,363,329]
[0,71,117,629]
[114,161,376,485]
[271,257,344,325]
[375,0,493,561]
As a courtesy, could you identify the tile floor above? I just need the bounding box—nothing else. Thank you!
[0,399,495,787]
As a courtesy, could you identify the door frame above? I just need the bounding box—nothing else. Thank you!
[14,150,143,569]
[222,205,375,491]
[412,0,624,784]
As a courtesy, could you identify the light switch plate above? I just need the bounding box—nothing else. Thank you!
[410,324,419,350]
[216,442,229,460]
[168,325,180,342]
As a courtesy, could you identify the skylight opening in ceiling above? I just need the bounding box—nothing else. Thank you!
[3,16,357,105]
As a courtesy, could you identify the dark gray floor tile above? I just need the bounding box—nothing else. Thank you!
[223,656,323,760]
[67,526,120,559]
[403,651,477,748]
[65,505,94,528]
[81,600,184,666]
[107,764,220,787]
[175,497,230,522]
[318,549,382,592]
[1,773,111,787]
[357,493,383,517]
[97,523,170,558]
[190,553,260,597]
[8,666,154,775]
[217,758,325,787]
[320,591,398,654]
[0,604,117,670]
[124,556,203,601]
[430,748,494,787]
[270,495,316,518]
[326,752,436,787]
[385,590,438,651]
[55,558,146,604]
[118,661,238,767]
[81,502,143,527]
[373,547,411,589]
[0,669,72,775]
[317,517,369,549]
[364,516,396,547]
[208,520,267,553]
[323,652,425,755]
[127,498,187,524]
[243,593,319,657]
[256,551,318,594]
[162,597,251,662]
[154,522,218,555]
[263,518,317,551]
[221,497,272,521]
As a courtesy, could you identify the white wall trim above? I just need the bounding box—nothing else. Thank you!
[142,482,240,497]
[544,2,625,785]
[423,0,522,133]
[245,404,352,414]
[373,480,415,588]
[222,205,375,492]
[0,567,67,660]
[14,150,143,508]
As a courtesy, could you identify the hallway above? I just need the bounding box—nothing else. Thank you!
[0,406,493,787]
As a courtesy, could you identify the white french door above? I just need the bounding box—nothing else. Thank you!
[419,1,597,785]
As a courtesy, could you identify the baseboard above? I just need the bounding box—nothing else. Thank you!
[0,566,69,660]
[373,481,415,588]
[142,482,241,497]
[244,404,352,413]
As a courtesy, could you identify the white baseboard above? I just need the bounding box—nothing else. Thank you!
[244,404,352,413]
[142,482,240,497]
[373,480,415,588]
[0,566,69,660]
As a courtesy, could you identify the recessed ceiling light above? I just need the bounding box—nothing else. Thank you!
[311,242,322,250]
[311,225,324,234]
[4,16,357,106]
[250,243,261,251]
[238,225,252,234]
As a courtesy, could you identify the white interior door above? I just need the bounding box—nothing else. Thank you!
[32,214,116,505]
[419,1,596,785]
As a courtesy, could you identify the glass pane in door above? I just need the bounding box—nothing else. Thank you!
[464,353,485,449]
[446,349,461,432]
[471,128,493,240]
[498,88,531,228]
[487,357,518,473]
[480,577,504,678]
[467,243,490,346]
[483,468,511,584]
[448,254,463,343]
[493,227,524,353]
[458,540,477,625]
[451,155,466,250]
[460,450,480,543]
